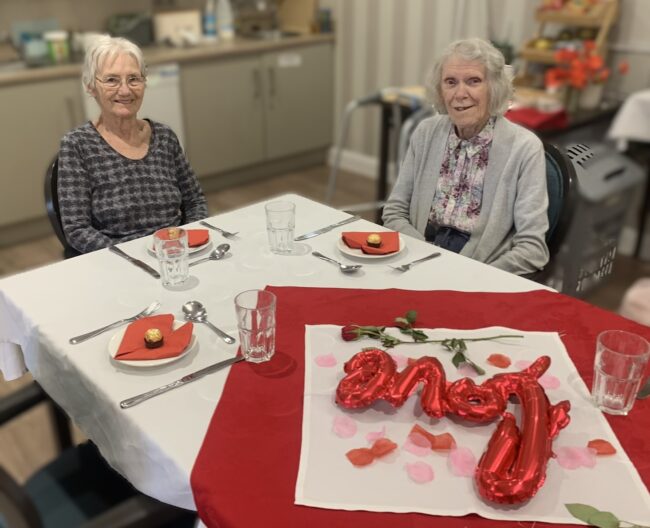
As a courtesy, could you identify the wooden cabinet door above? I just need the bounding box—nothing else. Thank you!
[181,56,265,177]
[262,43,333,160]
[0,78,83,225]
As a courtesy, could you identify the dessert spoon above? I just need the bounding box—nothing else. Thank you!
[312,251,362,274]
[182,300,236,344]
[189,244,230,267]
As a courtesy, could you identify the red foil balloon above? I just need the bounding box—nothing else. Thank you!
[335,352,571,505]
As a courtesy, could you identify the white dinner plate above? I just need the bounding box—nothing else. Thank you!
[336,234,405,260]
[108,320,197,368]
[145,234,212,256]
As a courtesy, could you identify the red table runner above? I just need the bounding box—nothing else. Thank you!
[191,287,650,527]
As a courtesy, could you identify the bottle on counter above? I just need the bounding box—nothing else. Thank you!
[203,0,218,41]
[217,0,235,40]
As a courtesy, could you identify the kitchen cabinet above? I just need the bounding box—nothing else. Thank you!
[0,77,84,225]
[181,41,333,177]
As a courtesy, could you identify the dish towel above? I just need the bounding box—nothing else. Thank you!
[190,287,650,528]
[115,314,193,361]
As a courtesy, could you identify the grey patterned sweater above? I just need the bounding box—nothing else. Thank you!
[58,120,208,253]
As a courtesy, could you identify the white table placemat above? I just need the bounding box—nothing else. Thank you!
[296,325,650,525]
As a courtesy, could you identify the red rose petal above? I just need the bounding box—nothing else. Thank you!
[487,353,511,368]
[409,425,457,452]
[431,432,457,451]
[587,439,617,455]
[370,437,397,458]
[346,448,374,467]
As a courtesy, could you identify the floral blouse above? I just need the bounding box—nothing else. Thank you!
[428,116,496,234]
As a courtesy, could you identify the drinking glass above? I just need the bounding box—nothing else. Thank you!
[592,330,650,415]
[154,227,189,287]
[265,201,295,254]
[234,289,276,363]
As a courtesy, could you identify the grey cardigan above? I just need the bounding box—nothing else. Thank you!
[382,115,549,276]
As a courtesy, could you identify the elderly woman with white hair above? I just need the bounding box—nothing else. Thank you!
[383,38,549,275]
[57,35,208,253]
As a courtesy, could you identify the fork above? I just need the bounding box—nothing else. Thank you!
[69,301,161,344]
[199,220,239,239]
[389,252,441,272]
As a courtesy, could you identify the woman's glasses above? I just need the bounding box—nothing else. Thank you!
[95,75,146,89]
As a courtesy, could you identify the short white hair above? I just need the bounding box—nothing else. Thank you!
[82,35,147,92]
[426,38,513,116]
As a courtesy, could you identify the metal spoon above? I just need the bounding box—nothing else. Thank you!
[182,300,236,344]
[189,243,230,267]
[312,251,362,274]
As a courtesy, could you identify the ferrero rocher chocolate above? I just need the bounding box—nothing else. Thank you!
[144,328,163,349]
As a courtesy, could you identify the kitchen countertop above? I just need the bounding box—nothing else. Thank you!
[0,33,334,87]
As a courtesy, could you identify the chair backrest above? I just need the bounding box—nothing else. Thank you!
[543,142,579,259]
[44,157,79,258]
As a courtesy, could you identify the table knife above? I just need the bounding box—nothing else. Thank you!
[109,246,160,279]
[294,215,361,241]
[120,356,245,409]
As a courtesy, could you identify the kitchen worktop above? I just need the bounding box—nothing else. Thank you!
[0,33,334,87]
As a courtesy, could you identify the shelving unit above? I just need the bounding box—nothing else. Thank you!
[516,0,619,92]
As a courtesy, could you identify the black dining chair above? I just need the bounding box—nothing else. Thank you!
[0,382,196,528]
[44,157,80,259]
[527,142,579,290]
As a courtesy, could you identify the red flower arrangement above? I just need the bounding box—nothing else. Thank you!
[545,41,610,90]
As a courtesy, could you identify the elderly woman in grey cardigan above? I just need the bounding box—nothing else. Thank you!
[382,38,548,276]
[58,36,208,253]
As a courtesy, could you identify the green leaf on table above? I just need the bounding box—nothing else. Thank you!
[405,310,417,324]
[566,504,602,524]
[411,329,429,342]
[589,512,621,528]
[451,351,465,369]
[565,504,621,528]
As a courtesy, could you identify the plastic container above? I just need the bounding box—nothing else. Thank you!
[43,30,69,64]
[203,0,218,41]
[217,0,235,40]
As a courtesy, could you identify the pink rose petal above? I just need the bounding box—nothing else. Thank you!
[555,446,597,469]
[390,354,408,369]
[515,360,532,370]
[365,426,386,443]
[333,415,357,438]
[448,447,477,477]
[403,436,431,457]
[315,353,337,367]
[406,461,434,483]
[408,431,431,448]
[539,374,561,389]
[457,364,478,378]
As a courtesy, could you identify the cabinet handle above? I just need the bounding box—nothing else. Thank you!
[252,68,261,99]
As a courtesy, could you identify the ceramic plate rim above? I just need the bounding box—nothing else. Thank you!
[146,234,212,256]
[336,234,405,260]
[108,319,196,368]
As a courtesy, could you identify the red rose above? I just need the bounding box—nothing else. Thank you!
[341,325,361,341]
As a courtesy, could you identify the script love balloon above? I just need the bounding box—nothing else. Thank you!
[335,350,571,504]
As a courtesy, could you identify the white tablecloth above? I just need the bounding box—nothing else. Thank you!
[0,194,548,509]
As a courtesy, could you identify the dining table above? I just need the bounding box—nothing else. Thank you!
[0,193,648,527]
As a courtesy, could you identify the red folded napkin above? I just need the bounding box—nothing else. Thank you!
[341,231,400,255]
[187,229,209,248]
[154,228,209,248]
[115,314,193,361]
